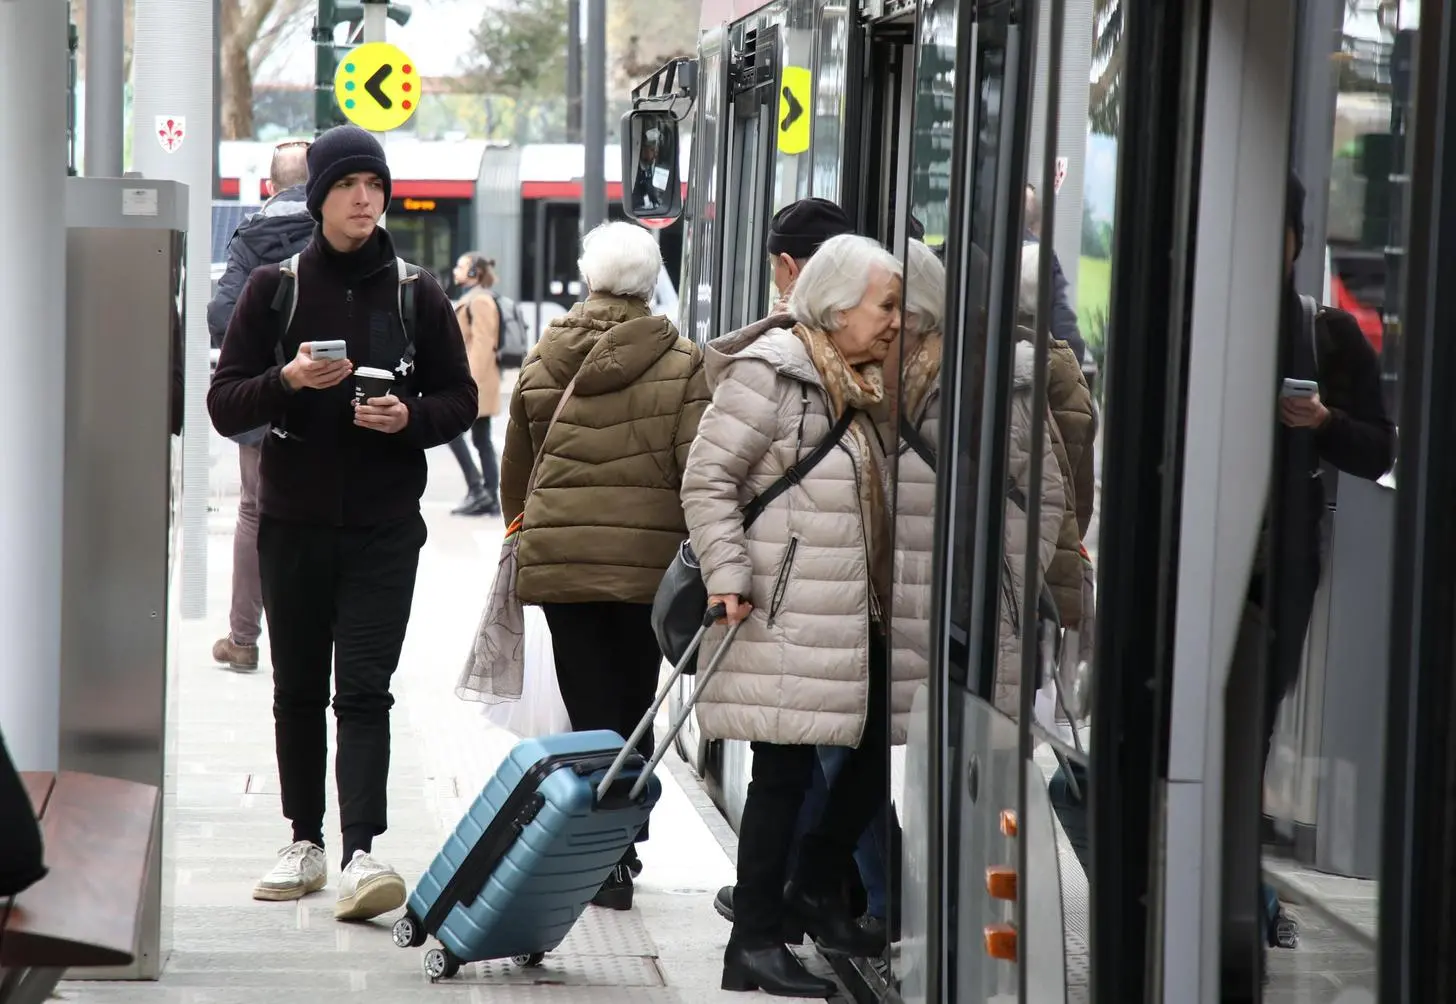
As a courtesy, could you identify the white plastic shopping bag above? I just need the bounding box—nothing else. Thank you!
[482,606,573,738]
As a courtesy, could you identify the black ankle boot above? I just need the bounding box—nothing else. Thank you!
[713,886,805,944]
[784,881,883,957]
[592,863,633,911]
[721,942,836,998]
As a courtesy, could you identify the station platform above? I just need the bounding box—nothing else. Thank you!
[55,426,850,1003]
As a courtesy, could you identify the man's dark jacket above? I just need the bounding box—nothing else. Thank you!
[208,186,315,350]
[207,226,477,526]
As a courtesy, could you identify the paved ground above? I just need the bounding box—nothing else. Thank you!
[53,418,847,1004]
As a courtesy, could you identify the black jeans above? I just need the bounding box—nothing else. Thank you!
[257,512,426,867]
[541,601,662,846]
[732,630,890,946]
[448,417,498,497]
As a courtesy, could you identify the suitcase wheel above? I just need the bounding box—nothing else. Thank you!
[424,947,462,982]
[512,953,545,968]
[392,913,426,949]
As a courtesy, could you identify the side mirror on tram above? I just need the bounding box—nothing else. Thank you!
[620,109,683,224]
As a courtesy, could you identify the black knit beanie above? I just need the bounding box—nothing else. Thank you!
[767,198,854,261]
[305,125,392,221]
[1287,170,1306,262]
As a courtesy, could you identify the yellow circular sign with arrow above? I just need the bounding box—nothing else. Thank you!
[778,65,811,156]
[334,42,422,132]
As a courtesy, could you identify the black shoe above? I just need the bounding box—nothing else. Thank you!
[625,847,644,879]
[456,490,501,517]
[859,914,899,946]
[721,942,836,998]
[784,881,883,957]
[451,489,486,515]
[714,885,805,944]
[592,864,633,911]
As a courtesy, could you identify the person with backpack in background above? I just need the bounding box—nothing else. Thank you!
[207,125,476,919]
[448,252,504,517]
[206,139,314,672]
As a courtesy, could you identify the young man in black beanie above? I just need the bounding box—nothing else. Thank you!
[208,124,476,920]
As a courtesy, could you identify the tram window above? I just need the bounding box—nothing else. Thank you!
[811,5,849,200]
[685,31,726,344]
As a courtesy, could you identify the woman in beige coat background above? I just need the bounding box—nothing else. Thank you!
[681,234,902,997]
[448,252,503,516]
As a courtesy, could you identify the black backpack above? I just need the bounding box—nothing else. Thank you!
[266,253,422,439]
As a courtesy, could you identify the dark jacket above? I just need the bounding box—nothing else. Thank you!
[208,186,315,350]
[207,226,477,526]
[1258,300,1395,691]
[1024,233,1087,363]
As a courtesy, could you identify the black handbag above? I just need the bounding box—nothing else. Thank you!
[654,408,857,672]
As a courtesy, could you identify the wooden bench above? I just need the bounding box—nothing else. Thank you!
[0,771,158,1004]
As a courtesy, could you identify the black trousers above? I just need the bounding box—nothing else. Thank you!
[448,417,498,497]
[258,512,426,866]
[541,601,662,846]
[732,630,890,946]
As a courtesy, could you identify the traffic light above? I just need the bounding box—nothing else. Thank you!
[314,1,413,134]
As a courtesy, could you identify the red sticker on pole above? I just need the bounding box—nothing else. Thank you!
[1054,157,1068,195]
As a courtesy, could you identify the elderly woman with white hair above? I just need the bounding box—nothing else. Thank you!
[499,220,708,910]
[681,233,902,997]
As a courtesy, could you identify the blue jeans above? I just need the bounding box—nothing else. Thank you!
[786,745,891,920]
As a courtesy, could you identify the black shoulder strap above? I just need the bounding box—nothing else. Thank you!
[398,259,421,373]
[741,407,858,530]
[270,254,301,368]
[901,416,936,472]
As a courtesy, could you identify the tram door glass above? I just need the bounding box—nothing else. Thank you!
[893,3,960,999]
[1250,3,1414,999]
[683,28,727,345]
[811,5,850,200]
[716,15,784,333]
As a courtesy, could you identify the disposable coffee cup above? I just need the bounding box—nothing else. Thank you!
[354,366,395,405]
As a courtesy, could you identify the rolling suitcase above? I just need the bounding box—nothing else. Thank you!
[394,604,742,983]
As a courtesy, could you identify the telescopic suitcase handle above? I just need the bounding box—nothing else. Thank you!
[596,602,743,801]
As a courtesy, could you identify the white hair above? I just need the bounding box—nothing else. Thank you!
[578,221,663,301]
[1019,242,1042,321]
[905,239,945,333]
[788,234,902,332]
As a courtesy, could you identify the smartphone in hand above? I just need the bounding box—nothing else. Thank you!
[1280,377,1318,399]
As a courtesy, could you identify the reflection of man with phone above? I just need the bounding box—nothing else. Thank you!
[207,126,476,921]
[1247,172,1395,960]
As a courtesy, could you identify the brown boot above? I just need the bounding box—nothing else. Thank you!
[212,636,259,672]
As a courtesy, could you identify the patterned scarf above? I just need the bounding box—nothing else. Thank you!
[792,323,892,614]
[900,330,943,423]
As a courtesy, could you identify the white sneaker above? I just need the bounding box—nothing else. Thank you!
[252,840,327,901]
[334,850,407,921]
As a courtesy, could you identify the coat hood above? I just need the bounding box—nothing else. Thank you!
[235,185,314,261]
[534,293,681,396]
[703,311,823,391]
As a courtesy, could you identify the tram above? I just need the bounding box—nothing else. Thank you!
[622,0,1455,1001]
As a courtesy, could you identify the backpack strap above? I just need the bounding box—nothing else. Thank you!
[1298,293,1321,375]
[271,253,302,367]
[741,407,858,530]
[396,258,421,377]
[901,416,936,472]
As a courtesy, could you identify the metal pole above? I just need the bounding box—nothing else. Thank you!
[133,0,214,624]
[360,0,389,227]
[83,0,125,177]
[0,0,68,771]
[582,0,606,237]
[567,0,583,142]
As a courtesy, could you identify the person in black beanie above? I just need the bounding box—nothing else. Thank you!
[208,124,476,920]
[766,197,856,308]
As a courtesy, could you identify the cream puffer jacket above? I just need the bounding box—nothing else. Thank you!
[681,318,923,747]
[995,340,1067,716]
